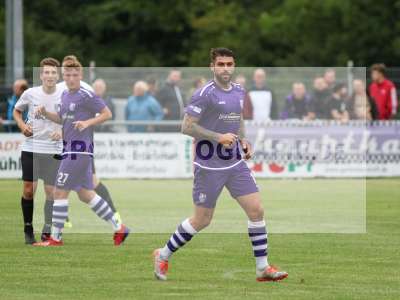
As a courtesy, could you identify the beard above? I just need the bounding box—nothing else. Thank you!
[215,72,233,85]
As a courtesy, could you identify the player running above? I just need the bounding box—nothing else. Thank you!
[33,57,129,246]
[13,57,63,244]
[153,48,288,282]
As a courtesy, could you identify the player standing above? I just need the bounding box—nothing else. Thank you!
[33,57,129,246]
[57,55,122,226]
[13,58,63,244]
[153,48,288,282]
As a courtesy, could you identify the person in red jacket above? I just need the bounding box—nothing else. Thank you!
[369,64,398,120]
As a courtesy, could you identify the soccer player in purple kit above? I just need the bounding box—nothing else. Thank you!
[33,57,130,246]
[153,48,288,282]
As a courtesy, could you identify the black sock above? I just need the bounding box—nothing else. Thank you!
[21,197,34,233]
[95,182,116,213]
[43,199,54,233]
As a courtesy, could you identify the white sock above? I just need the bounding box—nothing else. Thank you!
[51,199,69,241]
[160,218,197,261]
[248,220,269,270]
[88,194,121,231]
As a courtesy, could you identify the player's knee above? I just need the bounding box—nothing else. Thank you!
[54,189,67,200]
[23,183,34,199]
[248,205,264,221]
[200,216,212,228]
[192,213,213,230]
[44,187,54,200]
[23,189,34,199]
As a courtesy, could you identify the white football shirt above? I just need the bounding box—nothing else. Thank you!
[14,85,64,154]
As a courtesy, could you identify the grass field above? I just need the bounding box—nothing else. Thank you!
[0,178,399,299]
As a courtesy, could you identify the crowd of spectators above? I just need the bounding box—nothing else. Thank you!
[0,64,398,133]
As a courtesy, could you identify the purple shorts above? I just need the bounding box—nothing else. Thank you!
[192,161,259,208]
[55,154,94,191]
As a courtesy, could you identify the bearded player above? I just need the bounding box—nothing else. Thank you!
[153,48,288,282]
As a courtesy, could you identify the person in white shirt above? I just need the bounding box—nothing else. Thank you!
[243,68,278,121]
[13,57,63,244]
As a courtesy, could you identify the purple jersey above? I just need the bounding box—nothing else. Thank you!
[185,80,245,169]
[58,87,106,156]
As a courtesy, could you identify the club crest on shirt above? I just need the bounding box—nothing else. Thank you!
[198,193,207,203]
[69,103,76,111]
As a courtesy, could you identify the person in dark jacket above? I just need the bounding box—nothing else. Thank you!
[156,69,184,120]
[281,82,315,120]
[312,76,330,119]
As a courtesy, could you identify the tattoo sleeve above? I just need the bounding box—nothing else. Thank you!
[239,115,245,140]
[181,113,220,142]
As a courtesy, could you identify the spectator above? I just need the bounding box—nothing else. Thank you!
[312,77,330,119]
[369,63,398,120]
[281,82,315,120]
[1,79,29,132]
[348,79,375,121]
[194,76,207,89]
[324,68,336,92]
[125,81,163,133]
[188,77,207,99]
[243,68,277,121]
[234,74,247,89]
[93,78,115,132]
[0,98,7,131]
[156,69,184,120]
[146,77,158,97]
[326,83,349,123]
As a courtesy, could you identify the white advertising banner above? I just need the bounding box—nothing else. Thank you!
[1,121,399,179]
[93,133,193,178]
[0,134,24,178]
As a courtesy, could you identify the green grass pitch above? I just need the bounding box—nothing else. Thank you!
[0,179,399,299]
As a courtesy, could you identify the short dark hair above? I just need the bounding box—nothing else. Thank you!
[210,47,235,62]
[333,82,346,93]
[40,57,60,69]
[371,63,386,75]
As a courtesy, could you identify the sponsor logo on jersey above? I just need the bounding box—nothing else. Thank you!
[218,112,241,122]
[189,105,202,114]
[69,103,76,111]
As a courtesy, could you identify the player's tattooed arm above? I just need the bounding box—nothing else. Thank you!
[181,113,237,147]
[181,113,219,141]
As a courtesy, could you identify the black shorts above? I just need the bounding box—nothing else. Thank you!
[21,151,61,185]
